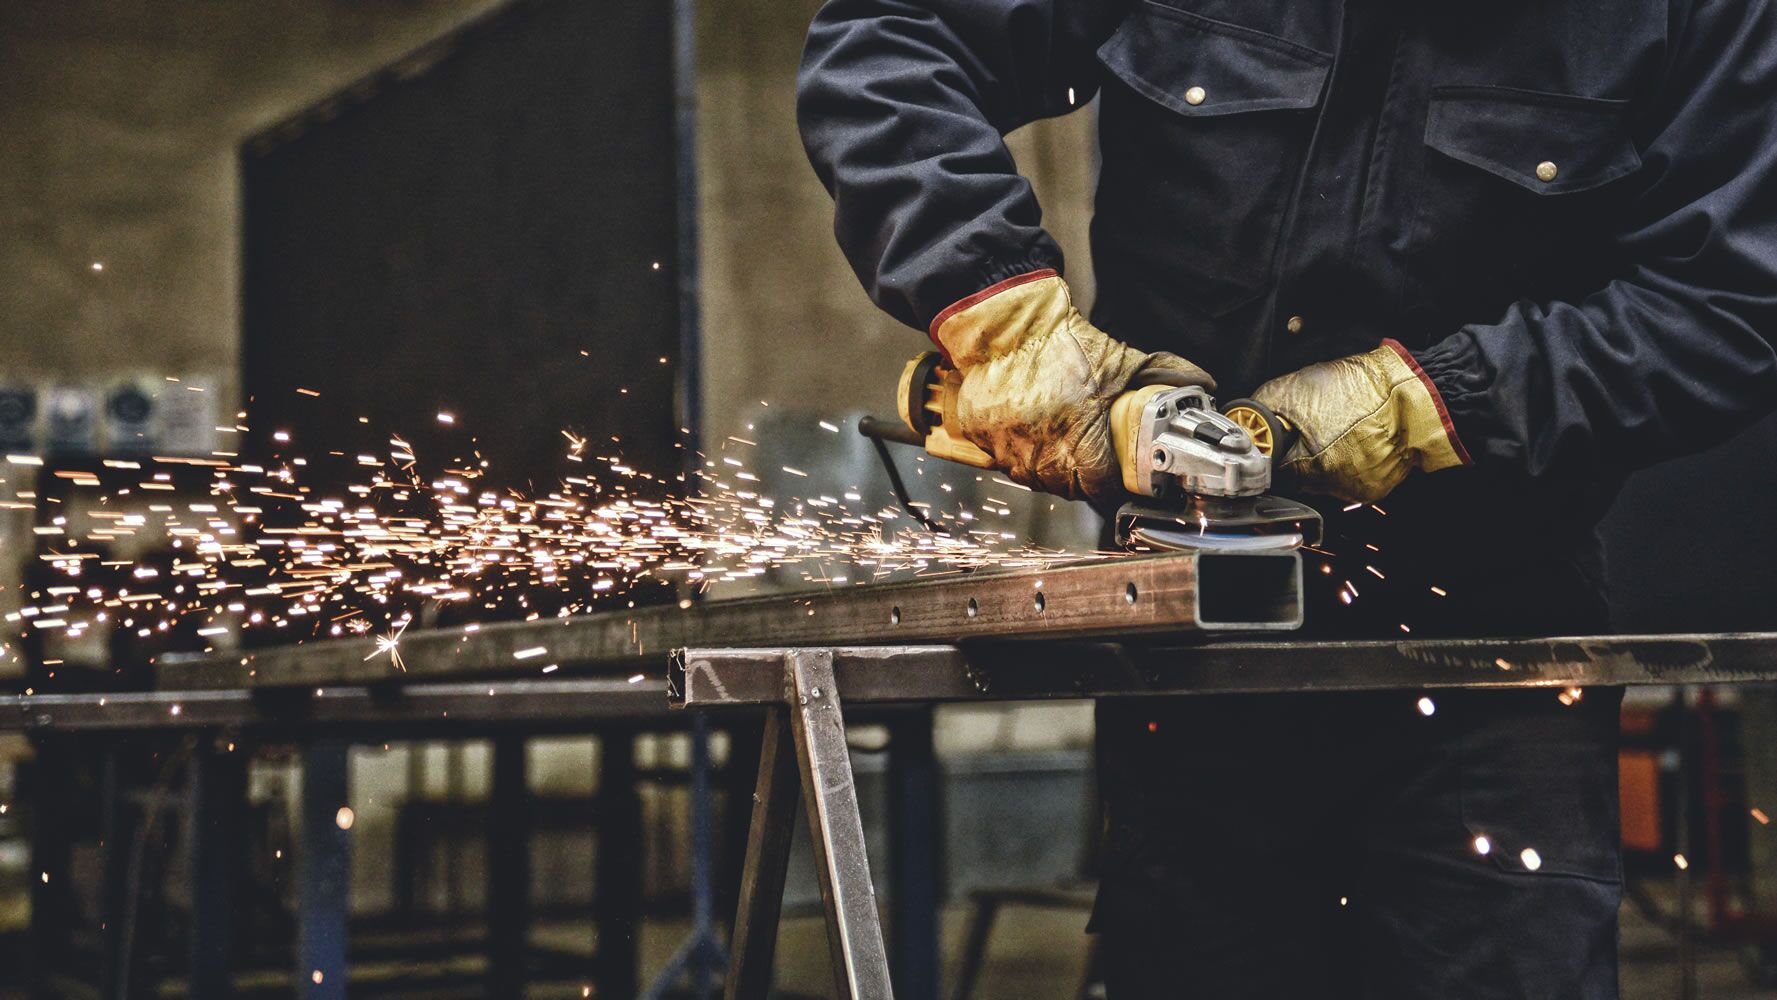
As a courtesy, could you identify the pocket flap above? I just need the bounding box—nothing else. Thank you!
[1425,86,1642,194]
[1096,2,1331,117]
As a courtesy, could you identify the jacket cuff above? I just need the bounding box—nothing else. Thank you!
[928,268,1059,341]
[919,251,1065,334]
[1411,334,1487,466]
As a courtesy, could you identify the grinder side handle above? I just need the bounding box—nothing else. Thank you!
[861,351,995,469]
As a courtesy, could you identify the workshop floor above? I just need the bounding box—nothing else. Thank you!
[0,886,1768,997]
[539,889,1777,999]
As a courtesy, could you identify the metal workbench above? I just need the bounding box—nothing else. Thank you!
[6,550,1777,999]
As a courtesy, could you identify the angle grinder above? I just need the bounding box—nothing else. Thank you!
[858,351,1323,552]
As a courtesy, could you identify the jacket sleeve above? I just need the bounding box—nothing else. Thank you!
[1415,0,1777,482]
[797,0,1120,331]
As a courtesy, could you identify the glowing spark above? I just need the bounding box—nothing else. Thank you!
[1673,853,1689,871]
[364,618,410,672]
[1416,696,1436,717]
[1754,808,1771,825]
[1519,848,1542,871]
[514,646,548,660]
[1473,835,1492,855]
[336,807,355,830]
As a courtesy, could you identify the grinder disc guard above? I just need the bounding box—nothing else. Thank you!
[1116,495,1324,553]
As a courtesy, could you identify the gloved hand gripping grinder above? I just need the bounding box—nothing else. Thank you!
[860,352,1323,552]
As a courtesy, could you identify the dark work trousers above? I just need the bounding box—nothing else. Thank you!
[1093,508,1622,999]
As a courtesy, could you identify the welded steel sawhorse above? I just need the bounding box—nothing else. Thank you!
[678,634,1777,1000]
[723,649,894,1000]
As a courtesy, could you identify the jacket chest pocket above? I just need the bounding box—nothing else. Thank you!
[1094,2,1331,317]
[1411,86,1642,313]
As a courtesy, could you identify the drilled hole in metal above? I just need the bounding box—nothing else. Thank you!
[966,597,979,618]
[890,606,901,625]
[1034,591,1046,613]
[1125,582,1139,605]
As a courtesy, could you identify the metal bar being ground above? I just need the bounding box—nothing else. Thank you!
[158,550,1301,690]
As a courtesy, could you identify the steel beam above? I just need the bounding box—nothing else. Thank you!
[157,551,1301,690]
[673,633,1777,707]
[0,678,672,733]
[12,634,1777,733]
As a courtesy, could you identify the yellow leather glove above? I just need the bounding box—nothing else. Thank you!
[931,271,1213,502]
[1252,339,1471,503]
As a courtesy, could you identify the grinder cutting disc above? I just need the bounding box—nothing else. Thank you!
[1115,495,1324,552]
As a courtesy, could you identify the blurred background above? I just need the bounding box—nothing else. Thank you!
[0,0,1774,996]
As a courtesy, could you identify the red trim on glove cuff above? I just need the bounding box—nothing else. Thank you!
[927,268,1059,345]
[1382,338,1474,467]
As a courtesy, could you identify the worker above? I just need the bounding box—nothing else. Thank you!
[798,1,1777,995]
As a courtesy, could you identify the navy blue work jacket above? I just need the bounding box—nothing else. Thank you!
[798,0,1777,579]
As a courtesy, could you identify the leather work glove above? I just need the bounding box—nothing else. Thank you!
[1252,339,1471,504]
[931,271,1213,502]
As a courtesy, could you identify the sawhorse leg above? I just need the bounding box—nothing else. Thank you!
[488,735,531,998]
[594,728,643,998]
[886,709,942,1000]
[298,740,351,998]
[642,712,729,1000]
[189,740,248,998]
[725,649,894,1000]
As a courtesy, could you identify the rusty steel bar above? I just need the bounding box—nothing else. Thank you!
[157,551,1302,690]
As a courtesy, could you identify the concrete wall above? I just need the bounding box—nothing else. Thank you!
[0,0,506,392]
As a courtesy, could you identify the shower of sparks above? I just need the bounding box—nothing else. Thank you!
[3,401,1093,681]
